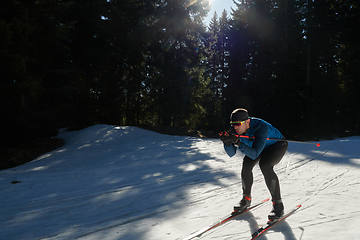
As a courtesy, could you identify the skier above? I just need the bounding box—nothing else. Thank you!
[220,108,288,220]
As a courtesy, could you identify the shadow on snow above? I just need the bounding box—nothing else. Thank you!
[0,125,237,240]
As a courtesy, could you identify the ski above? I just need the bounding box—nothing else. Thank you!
[182,198,270,240]
[250,204,302,240]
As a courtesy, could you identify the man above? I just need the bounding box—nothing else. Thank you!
[220,108,288,220]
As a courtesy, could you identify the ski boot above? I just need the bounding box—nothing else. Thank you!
[268,199,284,221]
[234,195,251,213]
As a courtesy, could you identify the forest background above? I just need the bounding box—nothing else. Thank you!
[1,0,359,165]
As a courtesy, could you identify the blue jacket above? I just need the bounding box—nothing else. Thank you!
[224,117,284,160]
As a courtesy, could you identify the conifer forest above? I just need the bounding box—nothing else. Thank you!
[1,0,359,146]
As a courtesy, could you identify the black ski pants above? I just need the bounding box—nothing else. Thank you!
[241,140,288,201]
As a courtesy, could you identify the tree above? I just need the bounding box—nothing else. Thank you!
[204,10,230,128]
[143,0,209,127]
[0,0,74,145]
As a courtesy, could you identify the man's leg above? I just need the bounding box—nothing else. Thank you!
[241,155,259,196]
[259,141,288,220]
[258,141,288,200]
[234,156,259,211]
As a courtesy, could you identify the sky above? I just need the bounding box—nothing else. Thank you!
[204,0,237,26]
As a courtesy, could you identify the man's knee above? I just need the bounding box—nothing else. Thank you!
[259,160,272,172]
[243,156,258,169]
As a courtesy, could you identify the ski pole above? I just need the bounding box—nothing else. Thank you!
[234,134,321,147]
[219,131,320,147]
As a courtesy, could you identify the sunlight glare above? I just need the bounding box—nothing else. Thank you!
[186,0,211,9]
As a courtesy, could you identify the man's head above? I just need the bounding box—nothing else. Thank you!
[230,108,250,134]
[230,108,248,122]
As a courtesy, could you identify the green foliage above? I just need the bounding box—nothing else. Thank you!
[226,0,360,139]
[1,0,359,146]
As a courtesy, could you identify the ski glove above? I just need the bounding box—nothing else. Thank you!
[219,131,241,147]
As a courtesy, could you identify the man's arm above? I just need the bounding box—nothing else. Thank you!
[238,124,269,160]
[219,130,239,157]
[224,144,237,157]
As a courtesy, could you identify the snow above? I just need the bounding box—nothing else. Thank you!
[1,124,360,240]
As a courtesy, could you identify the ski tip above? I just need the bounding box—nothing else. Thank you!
[296,204,302,208]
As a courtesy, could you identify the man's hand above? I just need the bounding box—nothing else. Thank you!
[219,131,240,147]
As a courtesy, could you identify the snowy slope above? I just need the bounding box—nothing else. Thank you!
[1,124,360,240]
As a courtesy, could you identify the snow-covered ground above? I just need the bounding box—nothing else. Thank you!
[1,124,360,240]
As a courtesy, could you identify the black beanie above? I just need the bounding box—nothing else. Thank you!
[230,108,249,122]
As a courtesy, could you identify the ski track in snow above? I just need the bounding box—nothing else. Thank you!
[1,125,360,240]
